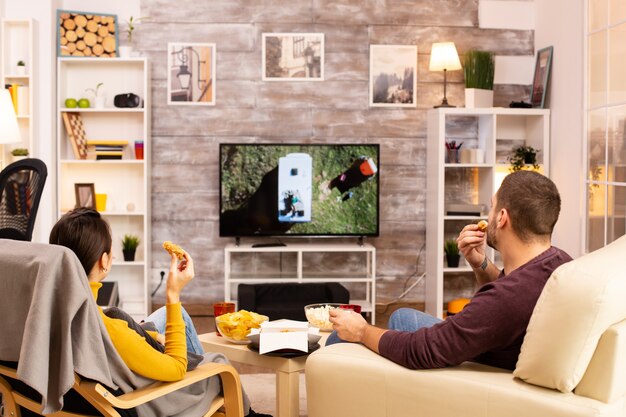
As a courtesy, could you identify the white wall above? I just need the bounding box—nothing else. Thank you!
[534,0,585,258]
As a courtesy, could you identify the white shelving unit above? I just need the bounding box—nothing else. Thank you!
[426,107,550,318]
[1,19,34,164]
[224,243,377,324]
[56,57,151,320]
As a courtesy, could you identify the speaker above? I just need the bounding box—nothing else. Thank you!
[113,93,142,108]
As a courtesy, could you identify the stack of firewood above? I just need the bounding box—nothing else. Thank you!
[59,12,117,57]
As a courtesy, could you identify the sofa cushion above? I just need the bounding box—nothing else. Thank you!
[514,235,626,393]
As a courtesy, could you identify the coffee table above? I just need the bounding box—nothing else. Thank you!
[199,332,328,417]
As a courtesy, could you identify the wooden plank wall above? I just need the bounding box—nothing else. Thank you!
[138,0,533,307]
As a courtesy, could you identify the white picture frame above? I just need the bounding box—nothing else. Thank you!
[167,42,216,105]
[369,44,417,108]
[262,33,325,81]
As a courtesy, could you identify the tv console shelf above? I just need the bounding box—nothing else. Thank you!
[224,243,376,324]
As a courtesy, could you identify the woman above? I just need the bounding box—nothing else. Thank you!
[49,208,270,417]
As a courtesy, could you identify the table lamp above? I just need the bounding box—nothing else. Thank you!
[0,89,22,168]
[429,42,462,108]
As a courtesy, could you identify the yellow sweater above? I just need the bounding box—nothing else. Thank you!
[90,282,188,381]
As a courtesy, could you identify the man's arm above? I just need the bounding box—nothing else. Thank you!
[470,255,501,286]
[329,309,387,353]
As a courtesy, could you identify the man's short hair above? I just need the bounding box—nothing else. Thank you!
[496,170,561,242]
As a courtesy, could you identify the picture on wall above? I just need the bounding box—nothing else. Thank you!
[57,10,119,57]
[168,43,216,105]
[369,45,417,107]
[531,46,553,108]
[262,33,324,81]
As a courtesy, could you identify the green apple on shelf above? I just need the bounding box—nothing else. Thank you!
[78,98,90,108]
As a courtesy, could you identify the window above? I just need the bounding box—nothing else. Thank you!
[586,0,626,251]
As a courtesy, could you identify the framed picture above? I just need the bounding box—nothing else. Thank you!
[168,43,217,105]
[531,46,553,108]
[57,10,119,58]
[369,45,417,107]
[262,33,324,81]
[75,183,96,209]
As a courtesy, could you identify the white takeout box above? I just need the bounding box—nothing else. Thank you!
[258,319,309,354]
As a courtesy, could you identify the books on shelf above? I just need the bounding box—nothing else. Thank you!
[86,139,128,160]
[5,83,29,115]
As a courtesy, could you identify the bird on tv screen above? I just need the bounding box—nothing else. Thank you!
[219,144,380,237]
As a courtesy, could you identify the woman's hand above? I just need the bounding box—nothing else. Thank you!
[166,252,194,304]
[457,223,486,268]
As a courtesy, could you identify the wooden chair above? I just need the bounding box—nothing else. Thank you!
[0,361,243,417]
[0,239,244,417]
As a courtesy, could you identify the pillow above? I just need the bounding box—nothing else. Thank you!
[514,235,626,392]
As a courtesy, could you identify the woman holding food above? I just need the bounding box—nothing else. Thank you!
[49,207,271,417]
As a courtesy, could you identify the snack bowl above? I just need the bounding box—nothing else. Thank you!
[304,303,344,331]
[215,310,269,344]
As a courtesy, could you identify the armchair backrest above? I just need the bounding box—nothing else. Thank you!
[0,158,47,241]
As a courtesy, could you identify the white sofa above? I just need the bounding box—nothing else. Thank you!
[306,236,626,417]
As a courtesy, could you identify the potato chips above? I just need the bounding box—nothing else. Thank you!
[216,310,269,341]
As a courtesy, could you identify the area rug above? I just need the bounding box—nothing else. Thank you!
[240,373,307,417]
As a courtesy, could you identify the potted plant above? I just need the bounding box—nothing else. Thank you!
[120,16,147,57]
[85,82,105,108]
[444,239,460,268]
[508,145,540,172]
[463,50,495,108]
[16,60,26,75]
[10,148,29,163]
[122,234,140,262]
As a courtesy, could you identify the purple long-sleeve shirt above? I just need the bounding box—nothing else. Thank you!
[379,246,572,370]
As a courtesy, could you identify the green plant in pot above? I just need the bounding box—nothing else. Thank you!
[444,239,460,268]
[463,50,495,108]
[10,148,29,162]
[508,145,540,172]
[122,234,140,262]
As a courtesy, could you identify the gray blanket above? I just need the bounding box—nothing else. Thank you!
[0,239,223,416]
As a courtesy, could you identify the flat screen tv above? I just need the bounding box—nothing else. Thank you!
[219,143,380,238]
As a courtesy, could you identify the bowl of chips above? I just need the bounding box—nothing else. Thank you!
[215,310,269,344]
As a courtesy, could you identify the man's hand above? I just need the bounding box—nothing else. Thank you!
[457,223,486,268]
[329,308,368,343]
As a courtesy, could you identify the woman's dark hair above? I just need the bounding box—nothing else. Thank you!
[49,208,112,276]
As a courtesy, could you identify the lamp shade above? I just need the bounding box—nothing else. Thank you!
[429,42,462,72]
[0,89,21,145]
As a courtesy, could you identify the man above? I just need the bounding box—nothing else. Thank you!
[328,170,572,370]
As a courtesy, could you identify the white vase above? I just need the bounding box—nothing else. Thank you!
[95,96,106,109]
[118,46,133,58]
[11,155,27,163]
[15,66,26,76]
[465,88,494,108]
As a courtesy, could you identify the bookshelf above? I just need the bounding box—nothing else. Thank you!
[426,108,550,318]
[56,57,151,320]
[1,19,34,164]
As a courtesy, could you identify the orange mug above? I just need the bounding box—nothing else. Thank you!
[213,302,235,336]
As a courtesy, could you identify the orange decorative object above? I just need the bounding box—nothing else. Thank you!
[447,298,471,316]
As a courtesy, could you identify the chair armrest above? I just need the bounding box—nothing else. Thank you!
[237,284,257,311]
[80,362,243,413]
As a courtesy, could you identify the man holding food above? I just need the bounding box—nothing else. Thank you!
[328,170,572,370]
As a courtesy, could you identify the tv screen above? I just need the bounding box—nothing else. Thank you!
[219,143,380,237]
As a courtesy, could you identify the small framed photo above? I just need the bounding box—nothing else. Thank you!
[57,10,119,58]
[75,183,96,209]
[262,33,324,81]
[369,45,417,107]
[168,43,216,105]
[531,46,553,108]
